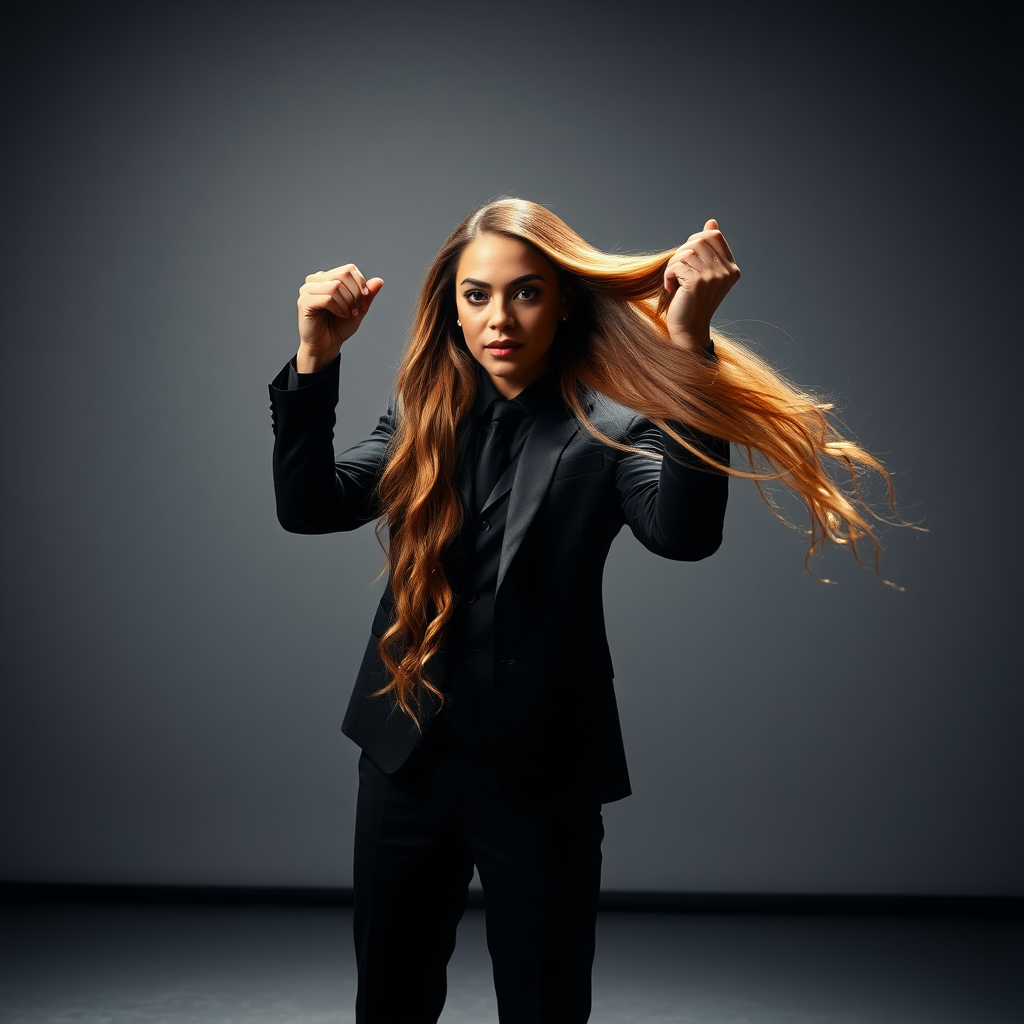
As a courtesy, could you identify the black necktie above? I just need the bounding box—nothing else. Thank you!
[475,400,524,512]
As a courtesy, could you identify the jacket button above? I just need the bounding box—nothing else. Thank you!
[478,520,490,532]
[499,658,516,666]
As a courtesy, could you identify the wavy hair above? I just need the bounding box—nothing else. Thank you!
[375,198,900,723]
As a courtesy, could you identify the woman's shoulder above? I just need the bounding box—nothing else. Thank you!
[577,387,652,440]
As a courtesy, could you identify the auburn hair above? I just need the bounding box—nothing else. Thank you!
[375,198,900,723]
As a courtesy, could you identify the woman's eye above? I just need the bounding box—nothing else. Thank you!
[515,288,538,301]
[464,290,486,303]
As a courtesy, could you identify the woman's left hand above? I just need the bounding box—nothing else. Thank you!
[664,219,741,354]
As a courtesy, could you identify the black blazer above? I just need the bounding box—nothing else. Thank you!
[270,358,728,812]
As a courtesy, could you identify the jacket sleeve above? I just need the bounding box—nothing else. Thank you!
[614,417,730,561]
[269,355,394,534]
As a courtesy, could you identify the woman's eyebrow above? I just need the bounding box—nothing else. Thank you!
[459,273,547,288]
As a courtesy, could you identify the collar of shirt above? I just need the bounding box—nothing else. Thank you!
[473,367,559,425]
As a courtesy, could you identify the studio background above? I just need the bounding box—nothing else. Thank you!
[1,0,1020,897]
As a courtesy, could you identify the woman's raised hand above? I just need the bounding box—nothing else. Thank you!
[296,264,384,373]
[663,220,740,355]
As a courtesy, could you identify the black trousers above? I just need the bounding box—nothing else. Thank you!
[353,718,604,1024]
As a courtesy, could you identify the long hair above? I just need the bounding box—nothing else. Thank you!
[375,199,900,723]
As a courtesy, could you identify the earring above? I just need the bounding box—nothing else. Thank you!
[457,319,462,326]
[562,315,568,321]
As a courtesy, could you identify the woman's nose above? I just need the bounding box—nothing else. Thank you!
[489,299,513,330]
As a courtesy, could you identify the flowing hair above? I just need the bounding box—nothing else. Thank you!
[375,198,901,723]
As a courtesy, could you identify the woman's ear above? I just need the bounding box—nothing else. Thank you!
[560,281,573,321]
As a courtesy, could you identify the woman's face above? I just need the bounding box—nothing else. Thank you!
[454,232,568,399]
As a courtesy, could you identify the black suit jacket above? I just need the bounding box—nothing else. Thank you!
[270,357,728,812]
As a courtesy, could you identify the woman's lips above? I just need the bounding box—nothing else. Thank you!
[485,341,522,357]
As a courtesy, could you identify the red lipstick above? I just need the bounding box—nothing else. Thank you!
[485,339,522,357]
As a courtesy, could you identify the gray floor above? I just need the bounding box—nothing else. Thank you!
[0,902,1020,1023]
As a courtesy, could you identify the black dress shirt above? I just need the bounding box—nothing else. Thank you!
[442,371,561,752]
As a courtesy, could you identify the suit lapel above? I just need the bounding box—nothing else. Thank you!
[496,405,579,594]
[480,459,517,515]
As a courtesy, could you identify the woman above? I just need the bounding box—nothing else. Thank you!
[269,199,892,1023]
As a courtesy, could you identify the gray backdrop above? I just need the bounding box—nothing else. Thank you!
[2,1,1021,895]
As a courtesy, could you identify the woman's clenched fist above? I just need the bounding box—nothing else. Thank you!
[296,264,384,373]
[663,220,740,355]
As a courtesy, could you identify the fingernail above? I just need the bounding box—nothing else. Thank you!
[352,308,359,316]
[362,287,370,296]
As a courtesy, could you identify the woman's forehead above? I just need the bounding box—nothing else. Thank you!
[456,234,555,284]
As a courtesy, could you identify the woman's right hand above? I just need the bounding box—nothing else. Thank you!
[295,264,384,373]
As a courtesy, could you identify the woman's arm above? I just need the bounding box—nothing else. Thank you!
[613,218,737,556]
[270,262,391,533]
[615,418,729,561]
[269,357,394,533]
